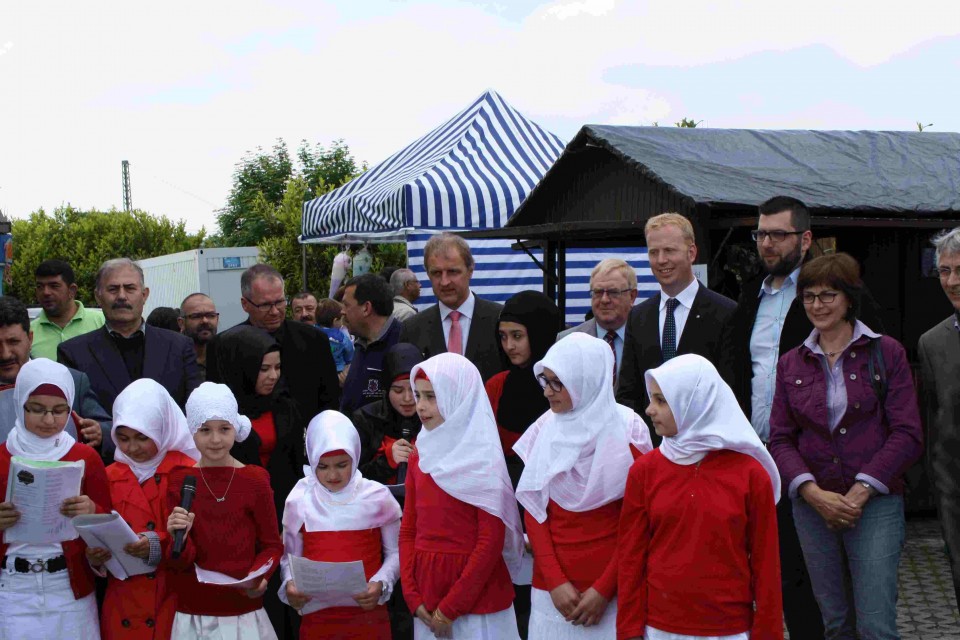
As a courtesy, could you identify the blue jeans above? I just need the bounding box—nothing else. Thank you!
[793,493,905,640]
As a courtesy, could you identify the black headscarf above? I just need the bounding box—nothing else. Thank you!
[495,290,561,435]
[213,325,282,419]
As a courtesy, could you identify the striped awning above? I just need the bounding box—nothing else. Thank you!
[300,90,566,243]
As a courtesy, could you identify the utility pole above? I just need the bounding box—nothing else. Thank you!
[122,160,133,212]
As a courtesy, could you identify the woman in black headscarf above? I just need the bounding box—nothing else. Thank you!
[211,325,304,640]
[351,342,424,486]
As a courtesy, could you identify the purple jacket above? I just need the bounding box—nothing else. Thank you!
[769,333,923,495]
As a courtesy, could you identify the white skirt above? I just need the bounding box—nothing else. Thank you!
[528,588,617,639]
[172,609,277,640]
[0,565,100,640]
[413,605,519,640]
[646,626,749,640]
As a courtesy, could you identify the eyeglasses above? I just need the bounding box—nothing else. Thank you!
[536,373,565,392]
[183,312,220,321]
[23,404,71,418]
[244,297,287,312]
[590,288,633,300]
[936,266,960,279]
[751,230,805,243]
[801,291,840,305]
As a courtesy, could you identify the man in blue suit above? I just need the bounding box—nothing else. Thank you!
[58,258,201,415]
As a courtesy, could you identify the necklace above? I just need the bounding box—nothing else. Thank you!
[198,463,237,503]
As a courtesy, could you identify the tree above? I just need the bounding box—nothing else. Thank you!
[9,206,204,305]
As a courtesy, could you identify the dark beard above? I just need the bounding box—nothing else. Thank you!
[765,244,803,277]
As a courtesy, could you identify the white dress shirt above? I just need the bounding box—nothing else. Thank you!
[658,278,699,343]
[438,292,476,352]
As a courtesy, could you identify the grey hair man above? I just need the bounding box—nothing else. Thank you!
[918,226,960,604]
[389,268,421,323]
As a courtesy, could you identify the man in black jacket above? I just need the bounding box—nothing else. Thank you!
[205,264,340,422]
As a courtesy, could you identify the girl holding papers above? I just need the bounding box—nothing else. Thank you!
[400,353,525,640]
[514,334,652,639]
[279,410,402,638]
[165,382,283,640]
[616,355,783,640]
[86,379,200,640]
[0,359,111,640]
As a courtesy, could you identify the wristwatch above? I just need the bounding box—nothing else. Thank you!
[858,480,875,495]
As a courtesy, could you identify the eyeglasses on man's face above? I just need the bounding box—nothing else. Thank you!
[244,297,288,312]
[751,229,804,243]
[183,312,220,321]
[590,288,633,300]
[936,266,960,279]
[536,373,565,393]
[801,290,839,305]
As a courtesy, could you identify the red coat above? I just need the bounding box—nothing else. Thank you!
[0,442,112,600]
[101,451,195,640]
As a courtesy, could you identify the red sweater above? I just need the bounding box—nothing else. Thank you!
[399,452,514,621]
[617,449,783,640]
[0,442,111,601]
[165,465,282,617]
[102,451,195,640]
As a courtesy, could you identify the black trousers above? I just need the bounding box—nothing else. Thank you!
[779,490,825,639]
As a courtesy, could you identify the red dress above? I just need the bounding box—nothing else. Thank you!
[165,465,283,617]
[298,529,391,639]
[617,449,783,640]
[0,442,111,601]
[399,452,514,620]
[101,451,195,640]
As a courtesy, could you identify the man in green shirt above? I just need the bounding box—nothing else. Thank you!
[29,259,105,360]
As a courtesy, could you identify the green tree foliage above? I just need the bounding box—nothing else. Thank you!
[9,206,204,305]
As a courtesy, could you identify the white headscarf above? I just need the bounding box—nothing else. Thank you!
[112,379,201,483]
[514,333,652,523]
[7,359,77,461]
[283,411,401,534]
[185,382,252,442]
[645,354,781,503]
[411,353,524,582]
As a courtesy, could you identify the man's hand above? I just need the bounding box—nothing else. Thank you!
[77,418,103,448]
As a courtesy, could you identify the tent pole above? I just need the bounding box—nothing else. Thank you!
[557,240,566,328]
[301,244,307,292]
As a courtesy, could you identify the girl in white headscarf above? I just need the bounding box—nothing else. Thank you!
[85,378,200,640]
[165,382,283,640]
[400,353,524,640]
[513,333,652,639]
[279,410,402,638]
[617,354,783,640]
[0,359,111,640]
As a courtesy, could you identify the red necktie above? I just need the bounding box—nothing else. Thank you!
[605,330,618,387]
[447,310,463,355]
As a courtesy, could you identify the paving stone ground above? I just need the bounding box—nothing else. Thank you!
[784,517,958,640]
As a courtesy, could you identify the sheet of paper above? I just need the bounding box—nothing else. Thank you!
[288,555,369,615]
[195,558,274,590]
[4,456,85,544]
[72,511,154,580]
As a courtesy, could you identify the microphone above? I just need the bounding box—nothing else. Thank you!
[172,476,197,559]
[396,426,413,485]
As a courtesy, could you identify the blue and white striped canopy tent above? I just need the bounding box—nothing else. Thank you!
[300,90,653,324]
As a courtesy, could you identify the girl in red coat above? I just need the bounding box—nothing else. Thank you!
[86,378,201,639]
[280,410,402,638]
[514,333,652,639]
[166,382,284,640]
[402,353,525,639]
[617,354,783,640]
[0,359,111,640]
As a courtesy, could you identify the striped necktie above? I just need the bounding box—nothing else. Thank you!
[604,330,618,387]
[662,298,680,362]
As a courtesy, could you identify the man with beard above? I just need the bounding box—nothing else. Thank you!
[291,291,319,324]
[178,293,220,381]
[30,259,106,361]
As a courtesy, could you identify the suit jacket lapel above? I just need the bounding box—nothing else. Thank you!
[464,300,493,359]
[645,293,663,363]
[425,306,446,356]
[142,329,166,381]
[90,328,131,396]
[676,287,706,354]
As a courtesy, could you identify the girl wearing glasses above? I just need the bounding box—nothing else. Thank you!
[514,333,651,639]
[400,353,524,639]
[769,253,922,639]
[0,359,111,640]
[617,354,782,640]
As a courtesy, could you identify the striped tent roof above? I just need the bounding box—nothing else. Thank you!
[300,90,566,243]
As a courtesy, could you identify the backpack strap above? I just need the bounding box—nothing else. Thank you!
[866,337,888,405]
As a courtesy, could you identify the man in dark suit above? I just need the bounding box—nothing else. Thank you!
[616,213,736,434]
[918,226,960,604]
[399,232,505,382]
[58,258,202,416]
[205,263,340,421]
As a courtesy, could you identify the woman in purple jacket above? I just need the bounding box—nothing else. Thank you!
[769,253,922,640]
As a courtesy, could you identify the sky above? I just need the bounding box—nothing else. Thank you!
[2,0,959,235]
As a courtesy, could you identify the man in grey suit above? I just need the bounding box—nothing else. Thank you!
[918,225,960,603]
[399,233,505,382]
[557,258,638,389]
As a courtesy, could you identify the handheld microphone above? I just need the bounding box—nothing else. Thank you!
[396,426,413,485]
[172,476,197,559]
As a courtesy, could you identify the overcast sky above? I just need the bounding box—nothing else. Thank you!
[2,0,959,235]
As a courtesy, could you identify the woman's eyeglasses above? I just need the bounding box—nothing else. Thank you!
[536,373,564,392]
[801,291,839,305]
[23,404,71,418]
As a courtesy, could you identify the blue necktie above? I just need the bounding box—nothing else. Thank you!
[662,298,680,362]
